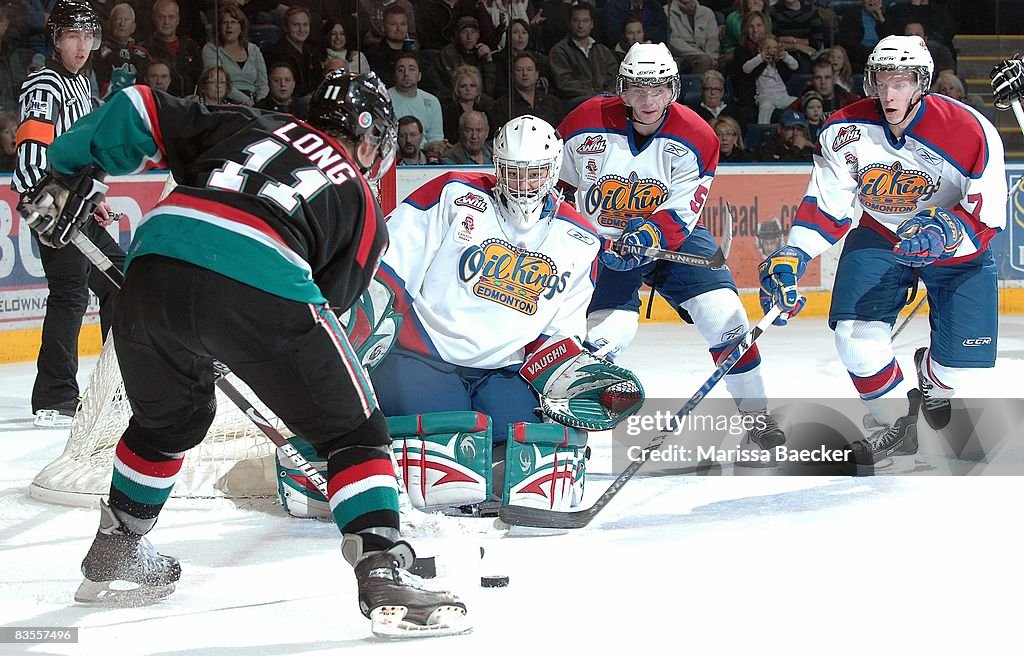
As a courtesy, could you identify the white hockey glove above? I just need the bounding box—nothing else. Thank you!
[338,276,403,372]
[520,336,645,430]
[991,57,1024,111]
[19,164,109,248]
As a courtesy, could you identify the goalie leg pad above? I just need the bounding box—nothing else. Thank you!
[388,412,492,511]
[277,436,331,519]
[502,422,589,511]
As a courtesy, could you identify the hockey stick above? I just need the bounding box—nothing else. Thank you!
[612,204,734,269]
[498,304,784,529]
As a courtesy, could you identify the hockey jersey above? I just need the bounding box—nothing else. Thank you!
[558,95,721,250]
[46,85,387,312]
[790,94,1006,264]
[380,171,600,369]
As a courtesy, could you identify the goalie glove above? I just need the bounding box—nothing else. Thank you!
[991,57,1024,111]
[893,206,964,267]
[338,276,404,372]
[18,164,109,248]
[520,336,644,430]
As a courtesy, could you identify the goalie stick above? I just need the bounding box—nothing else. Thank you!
[612,204,734,269]
[498,304,784,529]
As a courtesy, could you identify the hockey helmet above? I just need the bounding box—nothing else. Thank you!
[492,115,563,230]
[308,70,397,182]
[616,43,680,100]
[756,218,784,255]
[47,0,102,51]
[863,35,933,99]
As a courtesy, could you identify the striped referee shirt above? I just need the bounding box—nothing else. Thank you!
[11,59,92,194]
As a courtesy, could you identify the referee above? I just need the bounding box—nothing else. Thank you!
[12,0,126,428]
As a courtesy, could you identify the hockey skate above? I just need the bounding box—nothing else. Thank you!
[915,347,952,430]
[345,536,470,639]
[737,410,786,467]
[33,398,79,428]
[75,499,181,606]
[847,390,922,474]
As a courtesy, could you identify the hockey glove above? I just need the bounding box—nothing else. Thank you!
[600,218,664,271]
[338,276,404,372]
[991,58,1024,111]
[758,246,810,326]
[18,164,109,249]
[520,336,645,431]
[893,207,964,267]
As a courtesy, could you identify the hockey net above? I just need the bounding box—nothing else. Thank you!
[28,166,399,507]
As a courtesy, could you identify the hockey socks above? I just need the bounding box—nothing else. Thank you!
[108,435,185,536]
[327,445,401,548]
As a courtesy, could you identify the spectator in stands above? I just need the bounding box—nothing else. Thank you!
[477,0,536,51]
[202,4,269,105]
[548,2,618,109]
[355,0,417,47]
[746,35,799,124]
[770,0,824,72]
[613,17,650,63]
[493,18,549,97]
[490,52,564,131]
[931,71,988,117]
[321,18,371,76]
[441,64,495,142]
[887,0,956,55]
[366,5,415,89]
[0,110,15,172]
[787,57,860,118]
[537,0,574,54]
[143,0,202,99]
[666,0,719,75]
[603,0,667,49]
[144,59,173,93]
[388,53,449,153]
[689,70,741,123]
[824,45,854,92]
[800,90,824,140]
[0,3,28,113]
[95,3,150,100]
[836,0,895,73]
[190,65,235,106]
[255,61,308,118]
[758,109,814,162]
[726,10,771,125]
[417,0,477,52]
[443,110,493,165]
[712,116,755,163]
[397,115,444,165]
[430,16,498,98]
[722,0,772,57]
[904,22,955,81]
[263,6,322,98]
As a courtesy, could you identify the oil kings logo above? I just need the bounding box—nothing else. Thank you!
[454,192,488,212]
[584,171,668,230]
[457,238,571,315]
[832,125,861,151]
[576,135,607,154]
[857,161,939,214]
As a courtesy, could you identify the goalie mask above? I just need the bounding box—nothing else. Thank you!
[617,43,679,125]
[307,70,397,182]
[48,0,102,51]
[492,115,563,231]
[863,35,933,125]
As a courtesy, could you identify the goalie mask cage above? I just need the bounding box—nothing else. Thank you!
[28,165,398,507]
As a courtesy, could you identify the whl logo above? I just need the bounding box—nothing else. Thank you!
[576,135,607,155]
[963,337,992,346]
[832,125,861,152]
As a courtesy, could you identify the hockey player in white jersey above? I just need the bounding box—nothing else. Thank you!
[759,35,1007,466]
[558,42,785,454]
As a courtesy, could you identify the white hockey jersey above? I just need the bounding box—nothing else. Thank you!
[380,171,600,369]
[790,94,1006,264]
[558,95,721,250]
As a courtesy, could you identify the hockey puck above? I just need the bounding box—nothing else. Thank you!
[481,575,509,588]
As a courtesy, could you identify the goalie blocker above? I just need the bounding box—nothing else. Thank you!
[278,412,589,516]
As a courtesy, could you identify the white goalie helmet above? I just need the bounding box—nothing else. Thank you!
[863,35,934,99]
[616,42,680,100]
[492,115,563,230]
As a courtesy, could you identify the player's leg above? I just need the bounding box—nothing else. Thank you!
[585,262,645,360]
[916,250,998,429]
[658,225,785,449]
[829,227,920,465]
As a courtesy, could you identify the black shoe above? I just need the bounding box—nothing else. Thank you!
[915,347,952,430]
[848,390,922,468]
[744,410,786,449]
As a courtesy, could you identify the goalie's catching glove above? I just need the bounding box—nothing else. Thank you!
[520,336,644,430]
[18,164,109,248]
[991,57,1024,111]
[893,207,964,267]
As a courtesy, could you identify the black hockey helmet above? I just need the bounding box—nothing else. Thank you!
[47,0,102,51]
[307,69,397,182]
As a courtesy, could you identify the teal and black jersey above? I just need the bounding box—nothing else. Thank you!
[48,84,388,312]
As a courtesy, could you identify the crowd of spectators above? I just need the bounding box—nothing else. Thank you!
[0,0,970,171]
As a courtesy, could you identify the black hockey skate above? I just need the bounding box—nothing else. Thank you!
[75,499,181,606]
[347,538,470,639]
[737,410,786,467]
[847,390,922,472]
[915,347,952,430]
